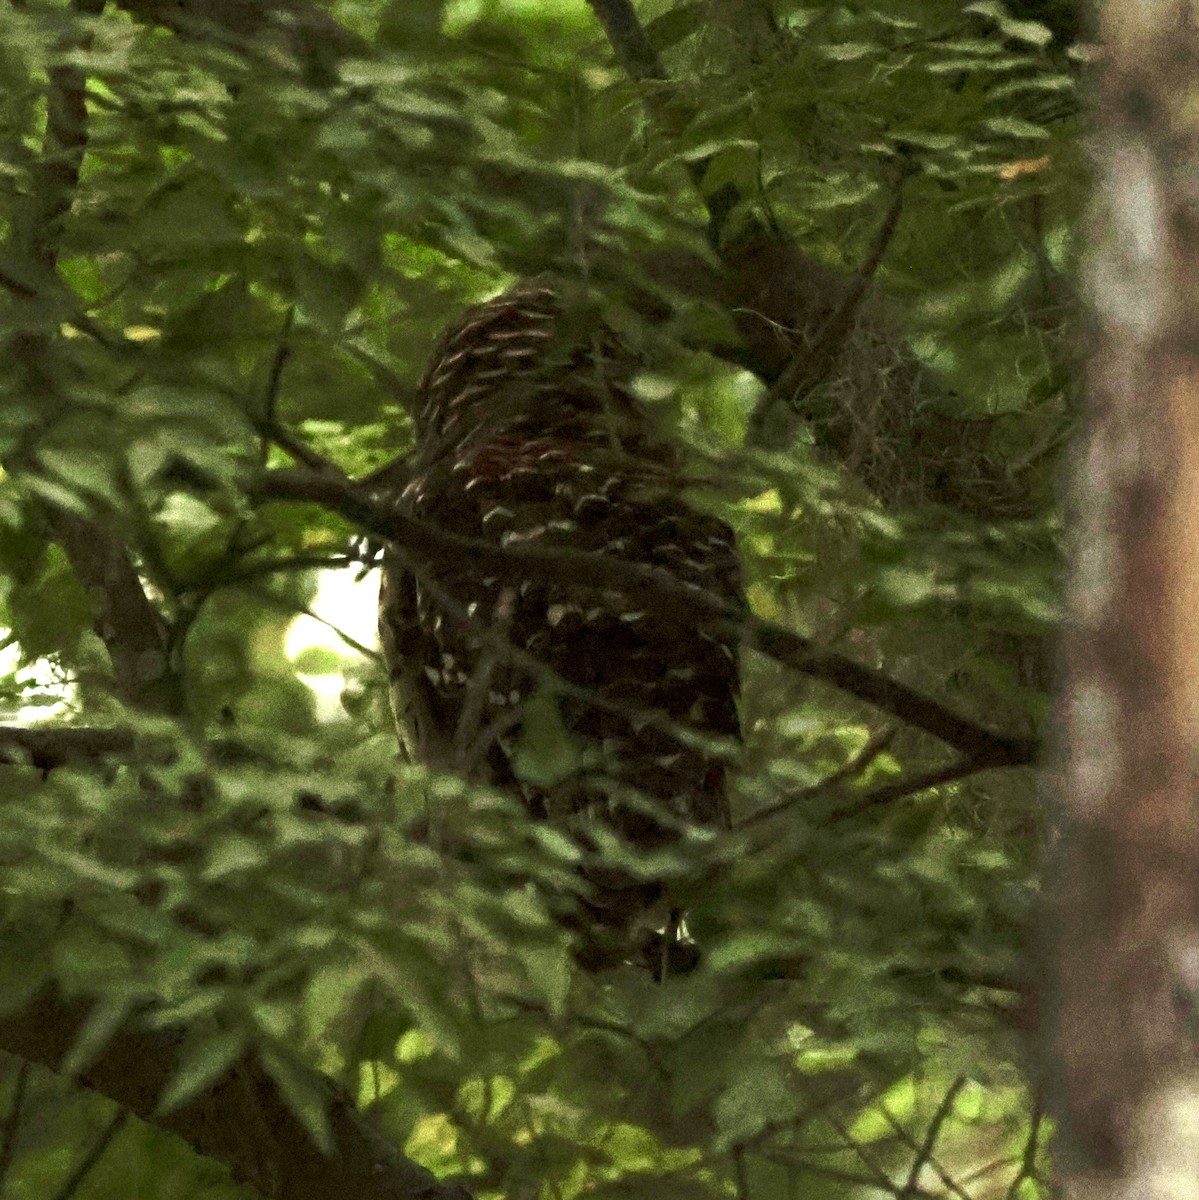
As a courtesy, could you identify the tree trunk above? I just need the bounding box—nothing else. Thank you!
[1048,2,1199,1193]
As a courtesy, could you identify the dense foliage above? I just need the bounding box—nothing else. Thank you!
[0,1,1082,1196]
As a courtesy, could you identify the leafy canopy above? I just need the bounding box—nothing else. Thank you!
[0,0,1076,1196]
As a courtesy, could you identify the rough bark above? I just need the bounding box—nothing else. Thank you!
[1047,2,1199,1192]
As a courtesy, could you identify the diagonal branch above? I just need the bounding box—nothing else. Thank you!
[46,1109,127,1200]
[830,756,1007,821]
[251,466,1039,768]
[0,1061,31,1194]
[585,0,740,240]
[46,507,178,712]
[0,988,473,1200]
[585,0,668,83]
[737,727,896,828]
[748,162,911,444]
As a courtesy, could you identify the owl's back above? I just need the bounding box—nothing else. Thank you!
[377,282,741,958]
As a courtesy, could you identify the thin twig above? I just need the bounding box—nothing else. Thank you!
[895,1076,968,1200]
[259,307,295,467]
[0,260,132,352]
[0,1061,32,1194]
[750,162,911,442]
[250,317,351,476]
[738,727,896,828]
[830,755,1015,822]
[256,418,346,476]
[172,550,363,671]
[47,1109,128,1200]
[826,1115,902,1193]
[1003,1102,1043,1200]
[960,1153,1020,1188]
[246,587,382,664]
[732,1146,750,1200]
[340,342,414,412]
[763,1150,936,1195]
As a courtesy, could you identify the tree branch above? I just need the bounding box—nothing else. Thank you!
[47,1109,127,1200]
[585,0,740,240]
[737,727,896,828]
[585,0,668,82]
[0,1061,31,1194]
[251,466,1039,768]
[748,162,910,445]
[45,508,178,712]
[0,988,473,1200]
[829,756,1006,821]
[0,725,143,770]
[7,1,177,713]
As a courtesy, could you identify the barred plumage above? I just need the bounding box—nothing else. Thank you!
[376,280,741,965]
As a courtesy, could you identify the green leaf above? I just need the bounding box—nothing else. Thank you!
[293,645,345,675]
[603,1123,661,1171]
[292,252,364,333]
[819,43,880,61]
[713,1058,796,1148]
[202,836,268,881]
[158,1030,248,1116]
[303,961,370,1043]
[984,115,1051,140]
[512,689,583,789]
[39,448,120,505]
[63,997,136,1077]
[260,1047,335,1155]
[514,941,571,1015]
[965,2,1054,47]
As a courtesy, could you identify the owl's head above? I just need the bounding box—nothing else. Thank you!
[414,278,649,448]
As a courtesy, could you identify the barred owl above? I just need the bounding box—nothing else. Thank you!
[375,280,741,967]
